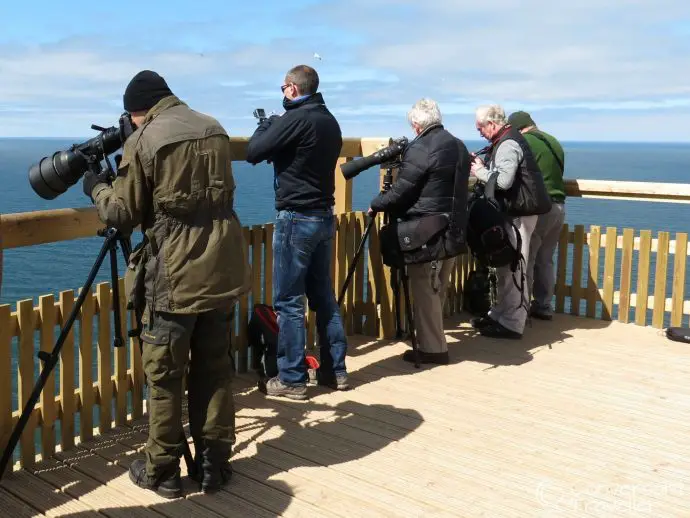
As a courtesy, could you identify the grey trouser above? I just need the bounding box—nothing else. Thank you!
[408,258,456,353]
[488,215,537,334]
[527,202,566,315]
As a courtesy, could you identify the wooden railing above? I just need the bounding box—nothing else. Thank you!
[1,136,689,475]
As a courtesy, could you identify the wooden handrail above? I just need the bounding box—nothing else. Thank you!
[564,179,690,203]
[4,177,690,250]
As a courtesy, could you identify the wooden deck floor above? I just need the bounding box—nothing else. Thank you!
[2,313,690,517]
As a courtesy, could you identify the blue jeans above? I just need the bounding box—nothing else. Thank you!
[273,209,348,386]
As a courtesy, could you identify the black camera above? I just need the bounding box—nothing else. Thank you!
[28,113,136,200]
[253,108,267,123]
[340,136,408,180]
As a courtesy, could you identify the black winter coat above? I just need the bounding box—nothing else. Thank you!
[246,93,343,211]
[370,124,470,221]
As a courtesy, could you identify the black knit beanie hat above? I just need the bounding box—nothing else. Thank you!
[507,111,536,130]
[123,70,174,112]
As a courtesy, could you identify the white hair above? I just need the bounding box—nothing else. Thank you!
[407,98,442,130]
[475,104,507,126]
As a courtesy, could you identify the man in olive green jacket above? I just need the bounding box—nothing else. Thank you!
[507,111,566,320]
[84,70,251,498]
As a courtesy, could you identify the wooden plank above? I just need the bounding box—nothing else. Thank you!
[237,227,250,373]
[570,225,585,316]
[17,299,35,470]
[114,279,128,428]
[618,228,635,323]
[364,213,379,337]
[263,224,274,306]
[1,469,100,517]
[0,304,12,476]
[555,223,568,313]
[564,178,690,203]
[38,295,56,460]
[59,290,76,452]
[345,212,356,335]
[601,227,617,321]
[670,233,688,327]
[586,225,601,318]
[79,287,95,442]
[0,487,43,517]
[635,230,652,326]
[653,231,670,329]
[96,283,112,433]
[251,225,263,306]
[353,212,365,334]
[334,157,353,214]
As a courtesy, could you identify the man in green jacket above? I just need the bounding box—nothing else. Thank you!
[83,70,251,498]
[507,111,566,320]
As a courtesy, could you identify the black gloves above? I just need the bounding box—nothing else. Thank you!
[83,171,106,201]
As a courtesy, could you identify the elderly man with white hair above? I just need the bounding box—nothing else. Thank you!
[369,98,471,365]
[470,104,552,339]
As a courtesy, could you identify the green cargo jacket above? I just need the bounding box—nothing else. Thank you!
[92,96,251,314]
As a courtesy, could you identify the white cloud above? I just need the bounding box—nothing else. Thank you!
[0,1,689,140]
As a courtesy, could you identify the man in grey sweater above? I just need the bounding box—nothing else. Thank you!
[469,104,540,339]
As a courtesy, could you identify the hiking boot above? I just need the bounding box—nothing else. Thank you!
[128,459,182,499]
[402,350,449,365]
[471,315,495,329]
[190,445,233,494]
[479,321,522,339]
[316,370,350,390]
[529,308,553,321]
[263,376,308,400]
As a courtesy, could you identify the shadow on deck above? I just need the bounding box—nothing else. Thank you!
[1,312,689,517]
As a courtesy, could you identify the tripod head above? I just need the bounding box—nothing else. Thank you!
[380,159,402,193]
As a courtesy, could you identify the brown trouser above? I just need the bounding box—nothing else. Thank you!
[408,258,456,354]
[140,307,235,478]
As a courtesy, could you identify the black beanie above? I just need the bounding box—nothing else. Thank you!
[123,70,174,112]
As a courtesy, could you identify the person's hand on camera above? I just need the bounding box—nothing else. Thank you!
[470,156,484,177]
[367,207,374,216]
[83,171,105,201]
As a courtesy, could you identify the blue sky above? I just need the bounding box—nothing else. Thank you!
[1,0,689,141]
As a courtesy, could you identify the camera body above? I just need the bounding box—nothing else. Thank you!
[253,108,267,123]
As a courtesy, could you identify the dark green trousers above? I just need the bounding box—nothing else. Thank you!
[141,308,235,478]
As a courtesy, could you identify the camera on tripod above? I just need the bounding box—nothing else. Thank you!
[28,113,136,200]
[340,136,408,180]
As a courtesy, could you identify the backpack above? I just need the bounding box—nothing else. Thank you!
[466,174,522,272]
[463,267,495,316]
[247,303,320,380]
[465,175,529,313]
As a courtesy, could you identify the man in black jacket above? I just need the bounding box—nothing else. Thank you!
[246,65,349,399]
[370,98,470,364]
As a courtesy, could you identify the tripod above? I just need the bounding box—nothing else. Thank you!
[0,226,196,480]
[337,165,421,368]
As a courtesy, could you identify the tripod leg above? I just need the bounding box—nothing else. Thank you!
[399,267,420,369]
[338,213,376,307]
[110,244,125,348]
[0,230,118,480]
